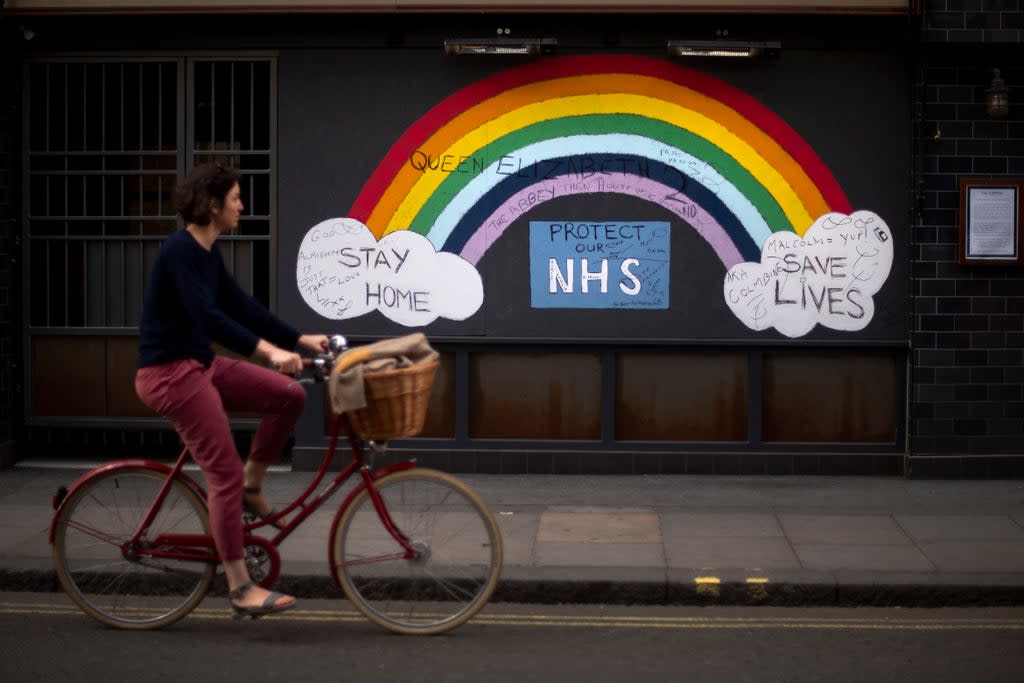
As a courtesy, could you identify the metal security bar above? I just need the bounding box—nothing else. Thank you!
[190,58,274,304]
[26,60,180,328]
[23,55,276,426]
[24,57,274,330]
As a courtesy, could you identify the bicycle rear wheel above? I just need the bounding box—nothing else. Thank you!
[52,466,215,630]
[331,468,502,635]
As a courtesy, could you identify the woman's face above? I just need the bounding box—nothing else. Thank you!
[212,182,244,231]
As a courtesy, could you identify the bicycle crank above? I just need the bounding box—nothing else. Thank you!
[241,534,281,588]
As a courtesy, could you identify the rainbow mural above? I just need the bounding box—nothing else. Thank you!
[348,54,851,270]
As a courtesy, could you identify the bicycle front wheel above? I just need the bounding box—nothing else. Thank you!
[331,468,502,635]
[52,466,215,630]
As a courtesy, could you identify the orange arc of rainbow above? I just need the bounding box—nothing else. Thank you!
[364,73,831,238]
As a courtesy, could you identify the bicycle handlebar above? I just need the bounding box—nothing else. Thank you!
[275,334,347,383]
[306,334,348,384]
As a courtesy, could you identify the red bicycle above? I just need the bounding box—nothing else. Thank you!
[48,335,503,635]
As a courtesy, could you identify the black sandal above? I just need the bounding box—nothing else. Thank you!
[242,486,286,530]
[229,581,296,620]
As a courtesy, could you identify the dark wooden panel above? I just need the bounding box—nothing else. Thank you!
[763,351,899,443]
[32,336,106,416]
[469,351,601,439]
[616,351,748,441]
[419,352,455,438]
[106,335,154,417]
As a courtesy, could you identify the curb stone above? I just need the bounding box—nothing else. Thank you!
[5,569,1023,608]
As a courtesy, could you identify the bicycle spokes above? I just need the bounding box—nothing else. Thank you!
[52,467,216,630]
[331,468,502,635]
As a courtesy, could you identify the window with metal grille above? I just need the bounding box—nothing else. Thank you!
[25,57,275,330]
[24,56,276,423]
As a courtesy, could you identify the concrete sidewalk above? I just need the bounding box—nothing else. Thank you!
[2,463,1024,606]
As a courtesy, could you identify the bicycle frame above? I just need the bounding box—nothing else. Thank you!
[49,411,423,570]
[236,411,422,559]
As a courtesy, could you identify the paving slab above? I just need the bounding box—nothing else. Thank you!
[894,515,1024,541]
[538,507,661,543]
[534,541,666,568]
[792,544,935,572]
[664,537,800,570]
[660,512,784,538]
[2,466,1023,606]
[917,541,1024,572]
[779,514,911,545]
[494,512,540,566]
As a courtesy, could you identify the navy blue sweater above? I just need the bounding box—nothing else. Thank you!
[138,229,299,368]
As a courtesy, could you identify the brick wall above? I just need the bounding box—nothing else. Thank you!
[0,19,18,468]
[924,0,1024,43]
[910,1,1024,476]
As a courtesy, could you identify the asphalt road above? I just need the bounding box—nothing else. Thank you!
[2,592,1023,683]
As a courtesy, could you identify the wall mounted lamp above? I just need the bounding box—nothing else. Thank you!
[444,38,557,56]
[667,40,780,59]
[986,68,1009,120]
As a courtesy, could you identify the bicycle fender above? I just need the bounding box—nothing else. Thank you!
[48,460,209,544]
[327,459,418,588]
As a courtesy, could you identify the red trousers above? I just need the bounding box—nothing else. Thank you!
[135,356,306,561]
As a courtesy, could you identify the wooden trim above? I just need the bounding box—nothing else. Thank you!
[3,1,914,16]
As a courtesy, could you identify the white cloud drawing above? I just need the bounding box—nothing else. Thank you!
[296,218,483,326]
[722,210,894,338]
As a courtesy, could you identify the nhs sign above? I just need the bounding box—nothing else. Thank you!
[529,221,670,309]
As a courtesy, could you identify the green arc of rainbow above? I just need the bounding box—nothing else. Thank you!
[349,54,850,265]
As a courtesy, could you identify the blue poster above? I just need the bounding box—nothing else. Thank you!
[529,221,670,309]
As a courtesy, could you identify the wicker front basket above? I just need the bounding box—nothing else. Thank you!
[341,357,439,441]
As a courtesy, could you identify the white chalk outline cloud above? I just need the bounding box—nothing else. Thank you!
[722,210,894,338]
[296,218,483,326]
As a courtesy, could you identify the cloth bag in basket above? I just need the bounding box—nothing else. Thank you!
[327,332,439,416]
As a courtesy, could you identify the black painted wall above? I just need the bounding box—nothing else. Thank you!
[4,6,1024,476]
[0,17,19,468]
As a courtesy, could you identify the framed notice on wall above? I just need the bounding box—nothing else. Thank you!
[959,178,1024,265]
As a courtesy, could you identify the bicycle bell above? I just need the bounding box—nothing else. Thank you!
[328,334,348,354]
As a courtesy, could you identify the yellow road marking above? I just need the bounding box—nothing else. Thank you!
[1,602,1022,631]
[694,577,721,584]
[695,576,721,598]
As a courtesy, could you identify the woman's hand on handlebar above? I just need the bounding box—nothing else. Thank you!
[297,334,330,355]
[255,339,303,375]
[268,347,304,375]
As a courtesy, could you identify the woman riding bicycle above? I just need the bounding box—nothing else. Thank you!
[134,162,328,619]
